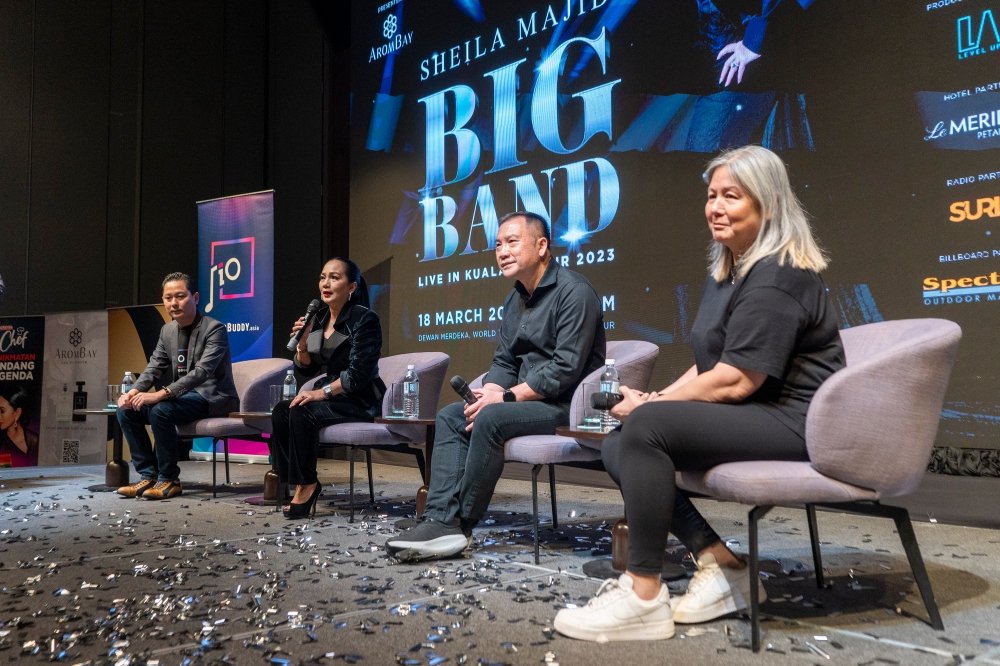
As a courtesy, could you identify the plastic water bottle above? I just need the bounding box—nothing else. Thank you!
[121,371,134,396]
[403,365,419,418]
[599,359,621,430]
[282,369,297,400]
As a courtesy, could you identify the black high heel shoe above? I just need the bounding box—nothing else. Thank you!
[285,483,321,520]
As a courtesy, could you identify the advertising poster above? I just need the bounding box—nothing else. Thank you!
[0,316,45,467]
[196,191,275,460]
[38,311,109,466]
[348,0,1000,470]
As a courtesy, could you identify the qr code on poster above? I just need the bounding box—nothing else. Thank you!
[61,439,80,464]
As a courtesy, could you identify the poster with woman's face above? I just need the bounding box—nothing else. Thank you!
[0,316,45,467]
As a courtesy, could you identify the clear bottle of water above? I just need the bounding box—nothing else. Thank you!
[599,359,621,431]
[403,365,419,418]
[282,369,297,400]
[121,371,134,396]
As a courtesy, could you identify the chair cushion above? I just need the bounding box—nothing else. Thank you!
[689,461,879,505]
[176,419,262,438]
[318,422,412,447]
[504,435,602,465]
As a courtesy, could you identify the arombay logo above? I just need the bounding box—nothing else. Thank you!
[370,7,413,63]
[958,8,1000,60]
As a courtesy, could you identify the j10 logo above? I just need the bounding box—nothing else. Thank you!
[419,28,620,262]
[958,9,1000,59]
[205,237,255,313]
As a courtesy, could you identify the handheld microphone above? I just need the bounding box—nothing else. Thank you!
[287,299,323,352]
[450,375,478,405]
[590,392,623,411]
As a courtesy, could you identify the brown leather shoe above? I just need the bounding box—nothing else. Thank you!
[142,480,183,500]
[118,478,156,498]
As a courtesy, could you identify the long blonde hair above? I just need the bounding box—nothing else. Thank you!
[705,146,828,282]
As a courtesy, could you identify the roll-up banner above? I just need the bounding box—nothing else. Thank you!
[0,316,45,467]
[38,311,109,466]
[195,190,275,461]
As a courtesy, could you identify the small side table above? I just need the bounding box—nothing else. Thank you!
[74,408,128,492]
[375,416,436,516]
[556,425,688,582]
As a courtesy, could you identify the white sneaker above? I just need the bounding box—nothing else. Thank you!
[554,574,674,643]
[671,553,767,624]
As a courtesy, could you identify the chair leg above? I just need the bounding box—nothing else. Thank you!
[212,439,218,498]
[413,449,426,484]
[748,505,774,653]
[548,464,558,529]
[532,464,542,565]
[223,438,230,484]
[366,449,375,504]
[889,506,944,630]
[815,501,944,631]
[349,448,356,524]
[805,504,825,589]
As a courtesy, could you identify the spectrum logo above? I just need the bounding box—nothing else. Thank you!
[958,9,1000,59]
[950,195,1000,221]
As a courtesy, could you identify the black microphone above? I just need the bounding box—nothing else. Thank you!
[590,392,623,411]
[450,375,478,405]
[286,299,323,352]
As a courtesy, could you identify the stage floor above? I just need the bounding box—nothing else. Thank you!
[1,461,998,665]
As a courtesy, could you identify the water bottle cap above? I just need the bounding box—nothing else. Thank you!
[407,364,415,369]
[606,359,615,365]
[287,369,294,374]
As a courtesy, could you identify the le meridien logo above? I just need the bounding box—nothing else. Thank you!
[925,109,1000,141]
[958,9,1000,59]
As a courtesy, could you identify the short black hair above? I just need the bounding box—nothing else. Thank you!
[497,211,551,243]
[162,272,196,295]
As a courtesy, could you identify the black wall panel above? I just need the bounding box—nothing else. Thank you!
[105,0,144,308]
[27,0,111,314]
[223,0,268,196]
[138,0,226,304]
[269,0,327,354]
[0,0,33,316]
[0,0,339,338]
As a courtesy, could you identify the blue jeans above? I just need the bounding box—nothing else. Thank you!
[117,393,210,482]
[423,400,569,528]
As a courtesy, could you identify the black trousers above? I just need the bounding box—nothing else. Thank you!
[270,397,374,486]
[603,401,807,576]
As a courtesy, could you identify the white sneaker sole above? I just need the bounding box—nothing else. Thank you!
[672,582,767,624]
[387,535,471,561]
[553,616,675,643]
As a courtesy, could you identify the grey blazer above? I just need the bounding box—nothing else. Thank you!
[134,314,240,417]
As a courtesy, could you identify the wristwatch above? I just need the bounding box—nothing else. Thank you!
[503,388,516,403]
[323,384,334,400]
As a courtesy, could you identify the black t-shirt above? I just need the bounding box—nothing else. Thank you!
[175,317,199,382]
[690,255,845,437]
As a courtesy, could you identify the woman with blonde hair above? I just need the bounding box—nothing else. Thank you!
[555,145,845,642]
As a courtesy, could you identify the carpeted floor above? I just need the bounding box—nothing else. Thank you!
[0,460,998,665]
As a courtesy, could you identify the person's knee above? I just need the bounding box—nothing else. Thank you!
[437,401,468,430]
[287,404,315,428]
[147,403,176,426]
[472,403,505,436]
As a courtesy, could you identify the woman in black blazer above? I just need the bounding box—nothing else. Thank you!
[270,257,386,518]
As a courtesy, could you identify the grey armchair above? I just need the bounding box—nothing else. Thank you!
[176,358,292,497]
[471,340,660,563]
[676,318,961,651]
[302,351,450,521]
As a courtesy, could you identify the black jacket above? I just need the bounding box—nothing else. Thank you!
[134,314,240,417]
[293,303,386,411]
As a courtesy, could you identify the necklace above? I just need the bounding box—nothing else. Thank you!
[729,256,743,284]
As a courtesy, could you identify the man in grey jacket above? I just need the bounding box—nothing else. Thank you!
[116,272,239,500]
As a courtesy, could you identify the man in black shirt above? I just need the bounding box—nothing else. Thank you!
[116,272,239,500]
[387,212,605,561]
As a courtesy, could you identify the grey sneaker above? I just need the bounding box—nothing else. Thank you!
[386,518,471,562]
